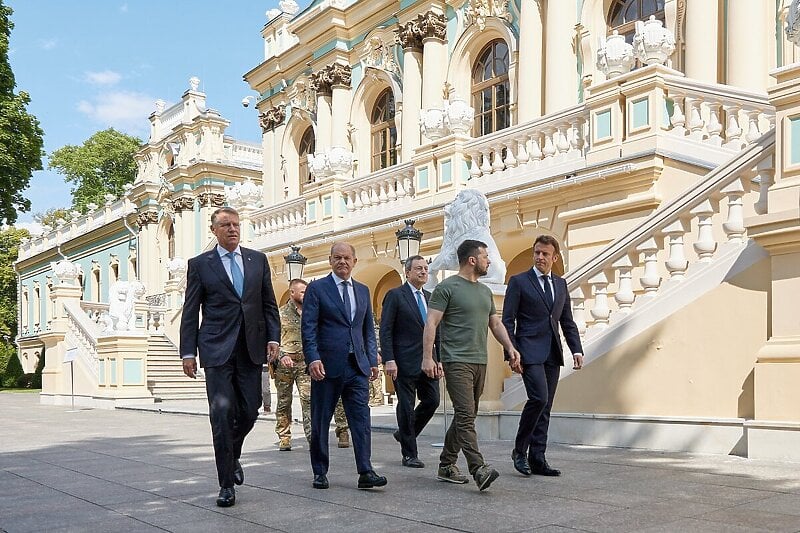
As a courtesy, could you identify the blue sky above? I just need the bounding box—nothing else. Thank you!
[7,0,285,229]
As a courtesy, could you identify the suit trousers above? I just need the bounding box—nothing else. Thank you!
[310,357,372,475]
[514,361,560,459]
[440,362,486,475]
[203,327,262,488]
[393,371,440,459]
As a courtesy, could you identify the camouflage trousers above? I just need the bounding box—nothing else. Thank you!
[369,366,385,406]
[273,354,348,441]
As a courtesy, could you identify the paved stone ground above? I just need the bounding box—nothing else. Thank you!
[2,391,800,533]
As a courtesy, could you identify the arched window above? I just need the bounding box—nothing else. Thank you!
[608,0,665,43]
[167,222,175,259]
[472,39,510,137]
[91,261,101,303]
[371,89,398,171]
[298,126,315,186]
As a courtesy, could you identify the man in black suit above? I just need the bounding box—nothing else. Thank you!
[180,207,280,507]
[380,255,440,468]
[502,235,583,478]
[301,242,386,490]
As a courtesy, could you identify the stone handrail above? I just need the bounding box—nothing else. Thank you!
[249,196,306,237]
[227,140,263,166]
[565,129,775,336]
[463,104,587,180]
[64,300,101,377]
[341,162,415,214]
[662,75,774,151]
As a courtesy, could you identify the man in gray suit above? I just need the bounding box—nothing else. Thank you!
[180,207,280,507]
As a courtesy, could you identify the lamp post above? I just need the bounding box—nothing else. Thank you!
[284,246,307,282]
[395,219,423,264]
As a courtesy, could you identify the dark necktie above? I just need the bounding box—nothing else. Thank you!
[341,280,352,322]
[541,275,554,307]
[415,290,427,321]
[227,252,243,297]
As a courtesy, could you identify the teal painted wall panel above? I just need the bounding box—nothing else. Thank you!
[790,116,800,165]
[596,109,611,139]
[441,159,452,184]
[123,359,143,385]
[417,167,429,190]
[632,97,649,129]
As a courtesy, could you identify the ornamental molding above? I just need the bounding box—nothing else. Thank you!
[259,104,287,132]
[136,211,159,227]
[360,33,400,76]
[310,63,352,95]
[788,0,800,45]
[464,0,511,31]
[287,77,316,118]
[418,11,448,42]
[197,192,226,207]
[397,19,423,50]
[171,196,195,212]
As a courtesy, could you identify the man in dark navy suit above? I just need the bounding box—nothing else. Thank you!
[301,242,386,490]
[502,235,583,477]
[380,255,440,468]
[180,207,280,507]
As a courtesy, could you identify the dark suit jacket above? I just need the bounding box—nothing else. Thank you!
[301,273,378,378]
[502,269,583,366]
[179,246,280,367]
[380,283,438,376]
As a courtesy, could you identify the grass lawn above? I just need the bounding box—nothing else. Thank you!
[0,388,41,393]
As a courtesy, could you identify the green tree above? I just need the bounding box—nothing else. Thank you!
[48,128,142,212]
[0,226,28,344]
[0,1,45,225]
[34,207,73,228]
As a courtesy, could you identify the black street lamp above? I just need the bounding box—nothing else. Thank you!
[395,219,423,263]
[284,245,307,282]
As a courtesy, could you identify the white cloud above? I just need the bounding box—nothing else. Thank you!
[84,70,122,86]
[77,90,156,136]
[39,38,58,50]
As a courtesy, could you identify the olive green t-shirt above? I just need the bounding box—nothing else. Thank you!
[428,275,496,364]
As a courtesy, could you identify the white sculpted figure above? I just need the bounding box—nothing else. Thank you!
[425,188,506,290]
[101,281,146,333]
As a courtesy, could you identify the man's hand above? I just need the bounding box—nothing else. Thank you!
[384,360,397,380]
[267,342,280,362]
[182,357,197,379]
[507,348,522,374]
[308,360,325,381]
[280,354,294,368]
[573,353,584,370]
[370,366,380,381]
[422,357,441,379]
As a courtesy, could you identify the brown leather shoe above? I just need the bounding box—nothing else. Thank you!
[337,431,350,448]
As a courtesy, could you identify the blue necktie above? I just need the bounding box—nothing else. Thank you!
[541,275,554,307]
[415,290,427,321]
[227,252,244,297]
[341,280,352,322]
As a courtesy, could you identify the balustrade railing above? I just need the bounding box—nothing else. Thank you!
[249,197,306,237]
[64,300,101,377]
[565,130,775,338]
[159,102,184,133]
[227,140,263,166]
[341,163,415,216]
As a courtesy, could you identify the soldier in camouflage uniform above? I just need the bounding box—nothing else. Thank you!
[368,316,385,406]
[275,279,349,451]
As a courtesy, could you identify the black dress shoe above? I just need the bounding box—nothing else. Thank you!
[216,487,236,507]
[357,470,387,489]
[511,450,531,476]
[402,456,425,468]
[312,474,329,489]
[233,460,244,485]
[530,455,561,476]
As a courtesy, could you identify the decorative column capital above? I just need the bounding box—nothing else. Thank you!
[418,11,447,42]
[311,63,352,96]
[136,210,159,227]
[171,196,195,212]
[258,104,287,133]
[397,20,424,51]
[197,192,225,208]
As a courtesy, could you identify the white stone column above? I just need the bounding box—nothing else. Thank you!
[544,0,578,114]
[726,0,771,92]
[684,0,719,83]
[400,44,423,160]
[420,11,448,111]
[517,0,544,121]
[330,64,352,149]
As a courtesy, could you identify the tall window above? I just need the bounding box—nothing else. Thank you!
[472,39,510,137]
[371,89,398,171]
[167,222,175,259]
[299,126,315,185]
[608,0,665,43]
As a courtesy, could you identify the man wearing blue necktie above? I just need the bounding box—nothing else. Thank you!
[502,235,584,478]
[180,207,281,507]
[380,255,441,468]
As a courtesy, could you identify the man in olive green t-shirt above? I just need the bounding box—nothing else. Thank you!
[422,239,521,491]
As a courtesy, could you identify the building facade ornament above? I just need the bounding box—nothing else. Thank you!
[596,31,635,78]
[787,0,800,45]
[278,0,299,15]
[397,19,424,50]
[100,281,146,333]
[418,11,448,41]
[225,178,262,209]
[197,192,226,208]
[259,104,287,132]
[136,211,159,227]
[360,35,400,76]
[421,93,475,140]
[310,63,352,96]
[49,259,79,286]
[171,197,195,212]
[307,146,354,179]
[287,78,316,117]
[166,257,187,279]
[463,0,512,31]
[633,15,676,66]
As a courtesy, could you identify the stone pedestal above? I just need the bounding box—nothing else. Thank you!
[478,287,512,413]
[95,334,154,407]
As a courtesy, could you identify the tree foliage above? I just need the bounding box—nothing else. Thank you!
[0,1,45,225]
[0,226,28,342]
[48,128,142,213]
[34,207,73,228]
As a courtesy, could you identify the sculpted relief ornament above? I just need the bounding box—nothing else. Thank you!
[259,104,286,133]
[310,63,352,96]
[787,0,800,45]
[287,78,316,118]
[464,0,511,31]
[360,34,400,76]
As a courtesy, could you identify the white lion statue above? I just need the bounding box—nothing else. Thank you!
[100,281,146,333]
[425,188,506,290]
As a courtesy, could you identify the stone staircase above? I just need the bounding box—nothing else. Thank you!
[146,335,207,401]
